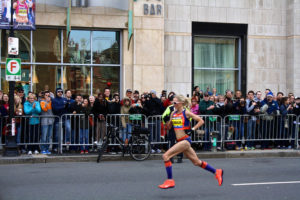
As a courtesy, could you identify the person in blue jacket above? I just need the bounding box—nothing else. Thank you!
[24,93,41,155]
[261,92,279,115]
[260,91,279,149]
[52,88,74,152]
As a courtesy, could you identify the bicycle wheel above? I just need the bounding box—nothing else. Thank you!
[97,141,108,163]
[130,137,151,161]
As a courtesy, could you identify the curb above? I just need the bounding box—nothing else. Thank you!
[1,150,300,165]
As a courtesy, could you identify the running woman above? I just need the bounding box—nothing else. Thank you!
[158,94,223,189]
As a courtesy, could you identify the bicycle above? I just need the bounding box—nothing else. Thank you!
[96,124,151,162]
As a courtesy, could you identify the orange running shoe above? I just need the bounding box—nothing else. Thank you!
[158,179,175,189]
[215,169,224,186]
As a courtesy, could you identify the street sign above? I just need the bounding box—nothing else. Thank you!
[8,37,19,55]
[6,58,21,81]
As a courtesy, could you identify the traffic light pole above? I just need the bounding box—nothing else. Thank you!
[3,0,18,156]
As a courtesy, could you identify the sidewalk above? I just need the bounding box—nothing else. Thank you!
[1,149,300,164]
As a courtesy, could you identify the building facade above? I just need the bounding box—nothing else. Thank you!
[0,0,299,97]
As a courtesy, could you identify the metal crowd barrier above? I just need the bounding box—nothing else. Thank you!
[222,114,298,149]
[1,114,300,154]
[104,114,148,146]
[147,115,167,145]
[297,115,300,149]
[0,115,59,153]
[191,115,223,150]
[60,114,94,154]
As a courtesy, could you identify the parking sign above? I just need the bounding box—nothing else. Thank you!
[8,37,19,55]
[6,58,21,81]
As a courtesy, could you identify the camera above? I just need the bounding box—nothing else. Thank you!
[253,99,261,108]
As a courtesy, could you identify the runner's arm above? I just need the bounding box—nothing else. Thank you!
[185,110,204,130]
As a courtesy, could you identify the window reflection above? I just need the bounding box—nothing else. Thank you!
[93,66,120,95]
[64,66,91,97]
[33,29,62,63]
[32,65,61,94]
[65,30,91,64]
[92,31,120,64]
[0,29,121,95]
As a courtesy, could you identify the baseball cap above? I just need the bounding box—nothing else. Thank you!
[267,92,274,97]
[150,90,156,95]
[126,89,132,93]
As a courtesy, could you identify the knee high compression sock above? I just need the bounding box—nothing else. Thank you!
[164,160,173,179]
[201,161,216,174]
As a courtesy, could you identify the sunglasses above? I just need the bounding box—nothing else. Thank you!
[173,102,180,105]
[57,91,63,93]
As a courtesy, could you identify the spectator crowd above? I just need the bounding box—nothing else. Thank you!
[0,86,300,155]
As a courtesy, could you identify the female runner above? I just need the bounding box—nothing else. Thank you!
[159,94,223,189]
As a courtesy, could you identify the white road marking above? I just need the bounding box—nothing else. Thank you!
[232,181,300,186]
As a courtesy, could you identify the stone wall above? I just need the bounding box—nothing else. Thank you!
[164,0,299,96]
[131,0,165,93]
[34,1,300,96]
[36,3,128,28]
[286,0,300,96]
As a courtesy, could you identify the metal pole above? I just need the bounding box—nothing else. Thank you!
[4,0,19,156]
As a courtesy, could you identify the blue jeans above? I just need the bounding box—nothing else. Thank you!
[54,121,60,149]
[121,123,132,141]
[54,119,71,148]
[247,118,256,147]
[41,124,53,151]
[80,129,89,151]
[64,119,71,143]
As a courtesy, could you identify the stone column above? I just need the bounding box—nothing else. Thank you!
[132,0,164,93]
[286,1,300,96]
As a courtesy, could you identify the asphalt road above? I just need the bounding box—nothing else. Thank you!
[0,157,300,200]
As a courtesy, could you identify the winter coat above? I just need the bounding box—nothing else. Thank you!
[24,101,41,125]
[199,100,214,115]
[121,97,132,128]
[40,100,55,125]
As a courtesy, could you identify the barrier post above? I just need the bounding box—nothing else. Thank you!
[296,116,299,149]
[221,117,225,151]
[59,116,63,154]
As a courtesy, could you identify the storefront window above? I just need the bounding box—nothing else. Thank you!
[0,29,121,95]
[64,66,91,97]
[1,30,31,62]
[33,29,62,63]
[92,31,120,64]
[193,37,239,94]
[32,65,61,94]
[93,66,120,96]
[1,65,31,94]
[194,70,238,94]
[65,30,91,64]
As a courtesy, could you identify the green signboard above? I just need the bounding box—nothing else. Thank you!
[6,58,21,81]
